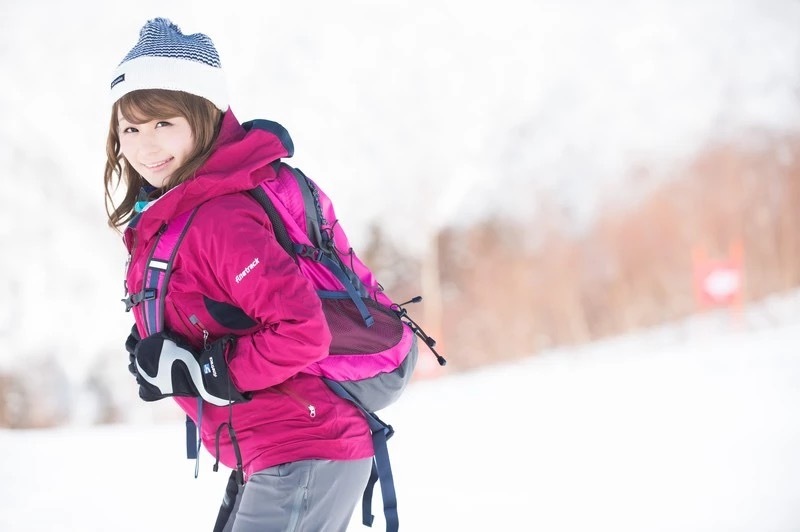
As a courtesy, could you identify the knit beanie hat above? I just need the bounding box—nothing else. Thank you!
[110,18,228,111]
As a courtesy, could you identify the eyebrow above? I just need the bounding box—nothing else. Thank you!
[118,116,180,124]
[118,118,144,127]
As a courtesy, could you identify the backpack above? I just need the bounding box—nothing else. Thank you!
[123,120,446,532]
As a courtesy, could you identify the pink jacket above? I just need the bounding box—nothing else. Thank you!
[123,111,374,478]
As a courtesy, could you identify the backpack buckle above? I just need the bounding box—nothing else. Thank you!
[297,245,325,262]
[121,288,157,312]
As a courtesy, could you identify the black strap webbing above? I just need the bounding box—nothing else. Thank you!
[290,167,324,248]
[248,186,296,261]
[325,379,398,532]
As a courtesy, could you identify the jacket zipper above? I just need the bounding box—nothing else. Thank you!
[276,384,316,418]
[123,253,131,296]
[189,314,210,350]
[123,231,139,298]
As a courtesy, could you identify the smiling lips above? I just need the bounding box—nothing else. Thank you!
[143,157,174,170]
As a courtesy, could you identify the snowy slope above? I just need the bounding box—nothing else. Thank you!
[1,293,799,531]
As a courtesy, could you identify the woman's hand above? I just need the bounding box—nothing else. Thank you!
[133,332,250,406]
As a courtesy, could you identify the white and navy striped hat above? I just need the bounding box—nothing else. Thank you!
[110,18,228,111]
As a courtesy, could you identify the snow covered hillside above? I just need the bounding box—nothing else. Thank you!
[1,290,799,531]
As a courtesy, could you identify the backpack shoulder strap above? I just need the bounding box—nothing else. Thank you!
[287,166,325,248]
[122,208,201,463]
[123,208,197,337]
[247,185,296,261]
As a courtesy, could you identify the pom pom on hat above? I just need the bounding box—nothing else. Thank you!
[110,18,228,111]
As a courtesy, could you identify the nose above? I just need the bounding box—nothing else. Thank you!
[138,130,161,153]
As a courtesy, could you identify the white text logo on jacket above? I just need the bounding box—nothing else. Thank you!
[235,258,260,283]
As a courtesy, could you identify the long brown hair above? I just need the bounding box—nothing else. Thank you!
[103,89,223,229]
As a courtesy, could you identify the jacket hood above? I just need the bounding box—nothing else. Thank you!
[127,110,294,242]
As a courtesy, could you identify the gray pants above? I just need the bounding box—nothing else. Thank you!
[221,458,373,532]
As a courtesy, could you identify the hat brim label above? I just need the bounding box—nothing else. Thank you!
[111,73,126,90]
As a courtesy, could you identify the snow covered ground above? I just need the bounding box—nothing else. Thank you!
[2,295,799,532]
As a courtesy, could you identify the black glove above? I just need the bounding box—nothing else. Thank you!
[133,332,250,406]
[125,324,141,378]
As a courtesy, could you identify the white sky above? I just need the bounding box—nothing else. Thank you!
[4,0,800,237]
[1,291,799,531]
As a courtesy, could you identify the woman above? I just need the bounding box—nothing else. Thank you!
[104,17,374,532]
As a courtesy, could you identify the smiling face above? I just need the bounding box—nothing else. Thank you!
[104,90,223,229]
[117,114,195,189]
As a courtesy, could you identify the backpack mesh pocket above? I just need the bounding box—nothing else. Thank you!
[321,295,404,355]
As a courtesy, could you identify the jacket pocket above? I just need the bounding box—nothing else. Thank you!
[168,300,209,350]
[273,383,317,419]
